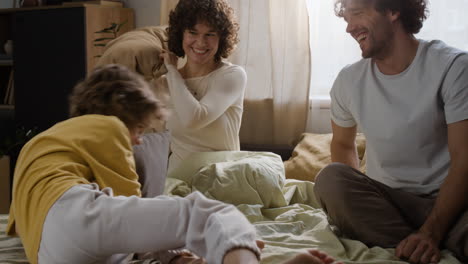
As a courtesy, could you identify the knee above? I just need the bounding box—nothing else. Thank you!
[314,163,356,206]
[315,163,351,192]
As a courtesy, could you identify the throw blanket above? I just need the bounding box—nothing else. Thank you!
[0,215,28,264]
[0,151,461,263]
[165,151,461,264]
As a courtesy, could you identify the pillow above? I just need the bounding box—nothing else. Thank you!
[284,133,366,182]
[96,26,169,81]
[192,152,287,208]
[133,131,171,197]
[166,151,288,208]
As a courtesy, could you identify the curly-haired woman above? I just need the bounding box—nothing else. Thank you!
[159,0,246,173]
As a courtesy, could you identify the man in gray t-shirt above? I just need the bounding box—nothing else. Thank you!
[313,0,468,264]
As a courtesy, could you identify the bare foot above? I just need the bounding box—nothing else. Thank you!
[283,250,343,264]
[256,240,265,250]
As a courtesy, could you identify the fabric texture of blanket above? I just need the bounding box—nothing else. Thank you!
[165,150,461,264]
[284,133,366,182]
[0,151,462,263]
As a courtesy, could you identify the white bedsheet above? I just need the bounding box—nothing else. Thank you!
[165,151,461,264]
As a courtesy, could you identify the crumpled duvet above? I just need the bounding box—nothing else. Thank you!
[165,151,461,264]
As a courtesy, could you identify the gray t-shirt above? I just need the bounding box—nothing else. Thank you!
[330,40,468,195]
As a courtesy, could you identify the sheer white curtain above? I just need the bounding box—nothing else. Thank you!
[418,0,468,51]
[307,0,360,97]
[307,0,468,97]
[160,0,311,146]
[229,0,311,145]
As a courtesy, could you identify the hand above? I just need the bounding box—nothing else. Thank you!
[160,49,178,67]
[283,250,342,264]
[395,231,441,264]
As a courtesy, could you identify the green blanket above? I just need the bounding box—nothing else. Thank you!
[0,150,461,263]
[165,151,461,264]
[0,214,28,264]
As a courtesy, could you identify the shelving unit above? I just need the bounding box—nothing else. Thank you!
[0,3,134,213]
[0,47,13,213]
[0,58,12,66]
[0,10,13,112]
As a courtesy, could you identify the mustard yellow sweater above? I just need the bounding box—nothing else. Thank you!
[7,115,141,264]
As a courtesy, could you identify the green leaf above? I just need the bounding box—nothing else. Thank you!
[0,127,39,156]
[115,20,128,33]
[104,24,117,31]
[94,29,114,34]
[94,37,115,42]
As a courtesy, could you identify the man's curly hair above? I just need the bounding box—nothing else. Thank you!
[335,0,428,34]
[167,0,240,63]
[69,64,165,129]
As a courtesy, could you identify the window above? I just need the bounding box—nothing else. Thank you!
[306,0,468,98]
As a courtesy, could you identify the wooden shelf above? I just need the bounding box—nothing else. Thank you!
[0,104,14,110]
[0,1,125,14]
[0,104,14,122]
[6,5,134,131]
[0,59,13,66]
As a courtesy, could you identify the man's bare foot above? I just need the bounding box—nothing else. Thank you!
[256,240,265,250]
[283,250,343,264]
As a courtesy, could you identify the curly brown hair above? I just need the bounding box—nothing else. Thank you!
[69,64,165,129]
[335,0,428,34]
[167,0,239,63]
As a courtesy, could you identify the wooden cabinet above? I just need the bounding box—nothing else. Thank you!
[0,10,16,214]
[0,4,134,213]
[10,4,134,131]
[0,11,14,116]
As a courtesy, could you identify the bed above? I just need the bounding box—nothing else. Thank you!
[0,132,463,264]
[1,26,462,264]
[0,214,28,263]
[162,148,461,264]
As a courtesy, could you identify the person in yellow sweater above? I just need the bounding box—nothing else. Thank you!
[6,64,340,264]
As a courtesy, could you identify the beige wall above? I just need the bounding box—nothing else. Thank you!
[122,0,161,28]
[0,1,14,9]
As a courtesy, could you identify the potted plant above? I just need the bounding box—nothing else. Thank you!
[0,126,37,212]
[93,20,128,58]
[0,126,38,176]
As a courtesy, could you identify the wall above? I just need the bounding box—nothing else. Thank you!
[0,1,161,25]
[122,0,161,28]
[306,97,363,134]
[306,97,332,134]
[0,1,13,8]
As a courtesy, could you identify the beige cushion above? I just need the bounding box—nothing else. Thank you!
[96,26,169,81]
[284,133,366,182]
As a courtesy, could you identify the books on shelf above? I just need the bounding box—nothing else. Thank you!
[0,54,13,66]
[62,0,123,7]
[3,69,13,105]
